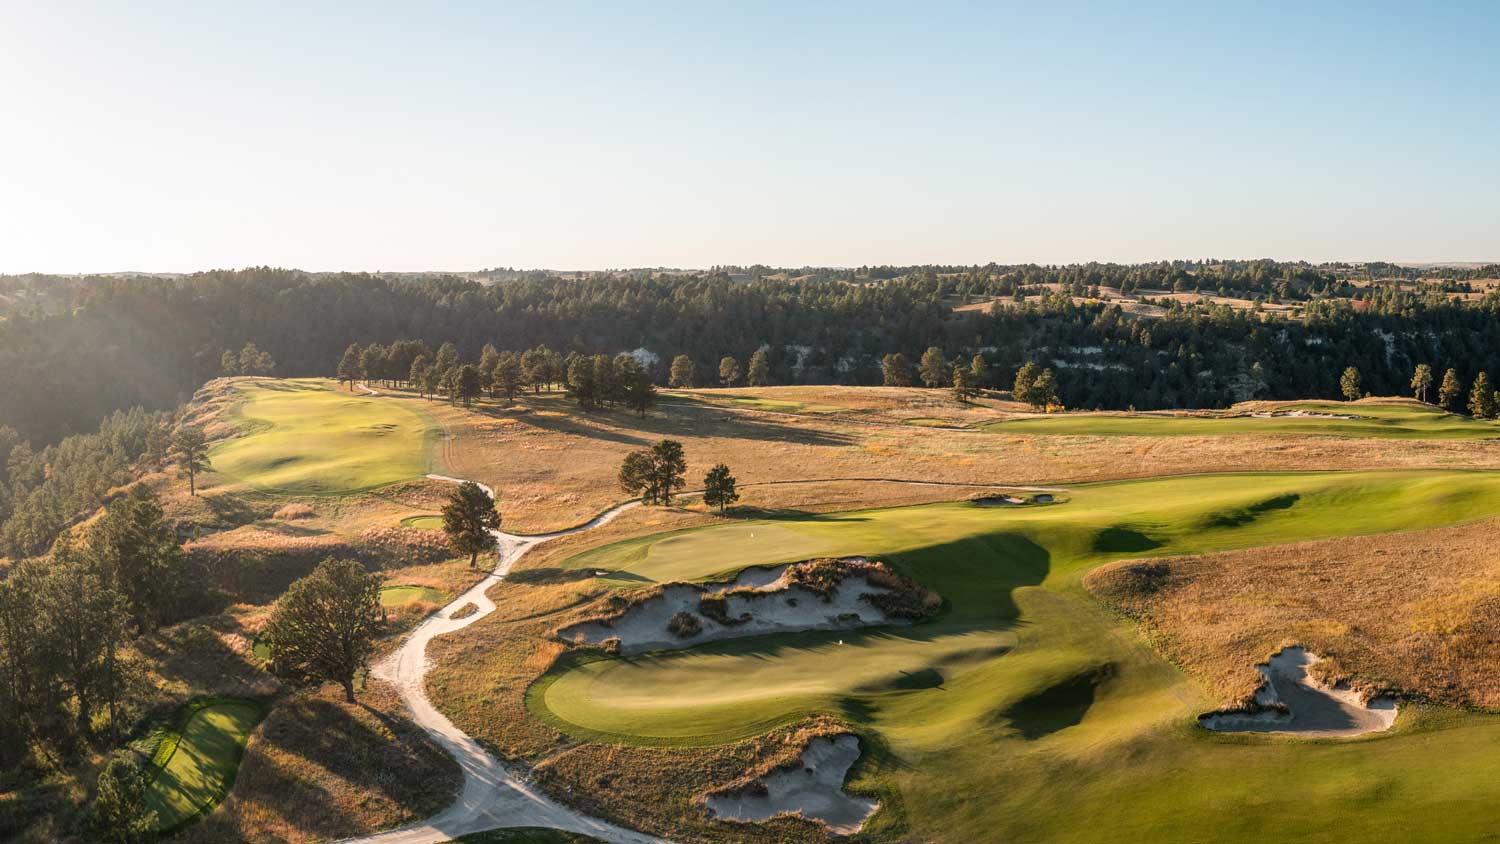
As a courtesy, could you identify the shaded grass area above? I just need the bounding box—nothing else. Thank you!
[144,698,267,832]
[178,680,461,844]
[209,379,441,495]
[984,400,1500,439]
[523,468,1500,843]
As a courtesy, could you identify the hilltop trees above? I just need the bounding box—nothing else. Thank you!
[882,353,913,387]
[265,558,383,703]
[1411,364,1433,403]
[719,356,741,387]
[171,424,210,496]
[670,355,696,388]
[619,440,687,505]
[703,463,739,512]
[442,481,501,568]
[747,350,771,386]
[919,347,948,388]
[1340,367,1362,401]
[1439,368,1463,410]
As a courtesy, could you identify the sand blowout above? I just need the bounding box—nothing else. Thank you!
[1199,647,1396,737]
[559,558,941,655]
[705,734,878,834]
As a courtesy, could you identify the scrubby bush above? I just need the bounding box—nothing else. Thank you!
[666,611,702,638]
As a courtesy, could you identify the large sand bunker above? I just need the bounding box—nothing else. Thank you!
[559,558,939,655]
[1199,647,1397,737]
[705,734,878,834]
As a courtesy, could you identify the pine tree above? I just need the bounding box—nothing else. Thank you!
[219,349,240,377]
[89,752,156,843]
[1013,362,1038,405]
[747,350,771,386]
[969,354,989,389]
[441,481,501,568]
[88,487,184,633]
[1411,363,1433,403]
[919,347,948,388]
[1468,372,1496,419]
[669,355,696,388]
[409,355,431,398]
[1340,366,1362,401]
[702,463,739,513]
[1439,368,1463,409]
[171,424,210,496]
[719,356,741,387]
[882,353,913,387]
[456,364,483,408]
[337,343,362,390]
[952,366,977,403]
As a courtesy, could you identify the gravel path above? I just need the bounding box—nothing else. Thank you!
[334,475,663,844]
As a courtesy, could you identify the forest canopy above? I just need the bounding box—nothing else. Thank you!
[5,262,1500,445]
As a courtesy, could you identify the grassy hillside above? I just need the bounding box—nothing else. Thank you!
[985,400,1500,439]
[208,379,441,495]
[527,469,1500,842]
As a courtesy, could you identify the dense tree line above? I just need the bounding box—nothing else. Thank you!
[0,488,186,771]
[0,408,172,558]
[12,265,1500,444]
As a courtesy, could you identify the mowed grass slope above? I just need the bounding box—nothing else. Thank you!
[536,469,1500,842]
[985,400,1500,439]
[144,699,266,831]
[209,380,440,495]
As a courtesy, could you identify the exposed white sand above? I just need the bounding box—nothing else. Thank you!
[706,735,878,835]
[1248,410,1357,420]
[1199,647,1397,737]
[559,560,903,655]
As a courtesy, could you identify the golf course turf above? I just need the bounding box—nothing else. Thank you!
[533,469,1500,841]
[209,379,441,495]
[983,400,1500,439]
[143,698,266,832]
[380,584,447,607]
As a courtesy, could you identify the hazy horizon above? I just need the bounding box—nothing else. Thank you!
[3,2,1498,273]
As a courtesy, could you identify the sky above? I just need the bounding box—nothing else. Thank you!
[2,1,1498,273]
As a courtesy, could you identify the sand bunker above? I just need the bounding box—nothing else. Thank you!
[560,558,935,655]
[1248,410,1357,420]
[1199,647,1397,737]
[706,734,878,834]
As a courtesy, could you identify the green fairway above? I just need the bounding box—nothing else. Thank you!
[144,698,266,831]
[536,469,1500,842]
[984,400,1500,439]
[401,514,444,530]
[209,379,440,495]
[380,584,446,607]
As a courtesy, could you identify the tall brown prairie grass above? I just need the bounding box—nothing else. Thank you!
[1087,516,1500,709]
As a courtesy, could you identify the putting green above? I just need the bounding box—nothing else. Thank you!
[401,514,444,530]
[380,584,446,607]
[144,698,266,831]
[537,469,1500,841]
[985,400,1500,439]
[209,379,440,495]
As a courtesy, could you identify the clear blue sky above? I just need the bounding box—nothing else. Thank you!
[2,2,1497,272]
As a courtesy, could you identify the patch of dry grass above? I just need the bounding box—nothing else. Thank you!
[371,385,1500,534]
[1086,516,1500,709]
